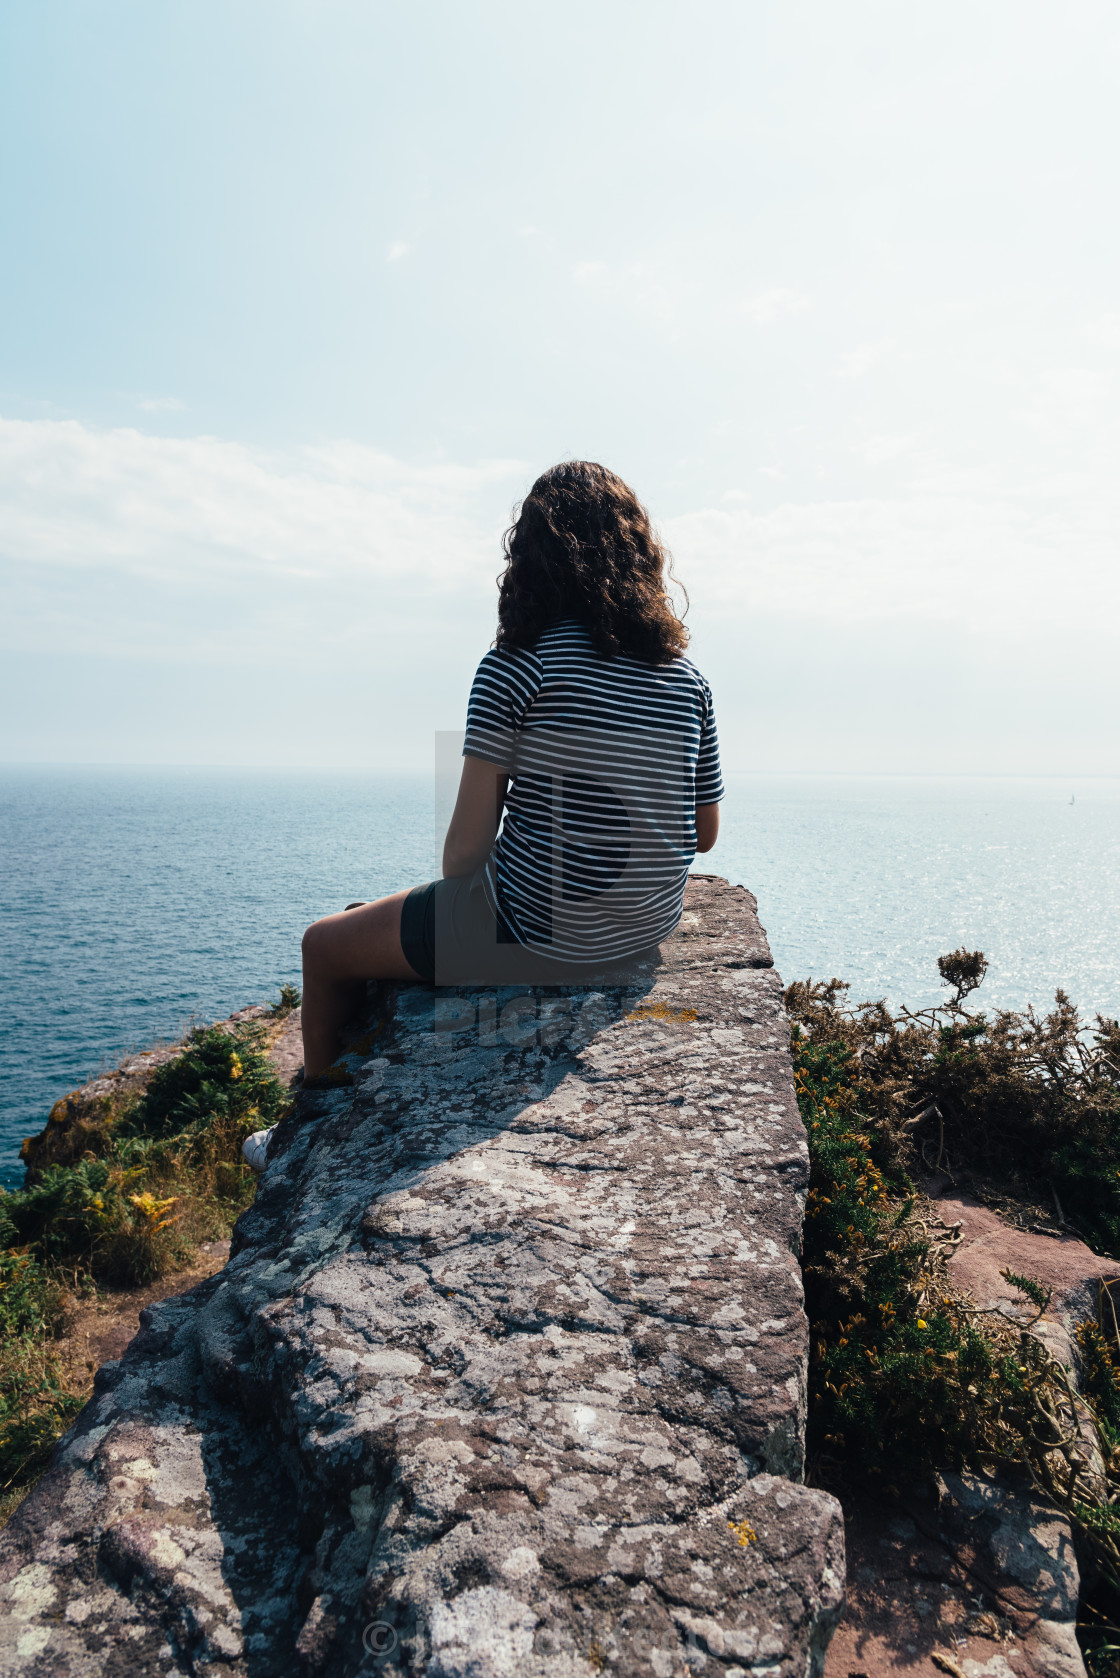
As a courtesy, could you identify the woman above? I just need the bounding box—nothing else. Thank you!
[244,462,722,1169]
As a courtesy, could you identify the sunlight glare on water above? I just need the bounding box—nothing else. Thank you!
[717,773,1120,1018]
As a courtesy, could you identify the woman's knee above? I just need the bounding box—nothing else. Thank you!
[301,916,334,969]
[302,894,409,983]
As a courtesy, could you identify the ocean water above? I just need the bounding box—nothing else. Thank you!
[1,765,1117,1191]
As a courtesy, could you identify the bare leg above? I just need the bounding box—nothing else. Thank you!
[300,890,420,1078]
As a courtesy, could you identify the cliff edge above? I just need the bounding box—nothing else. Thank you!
[0,874,844,1677]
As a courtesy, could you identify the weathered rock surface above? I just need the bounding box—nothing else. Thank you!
[824,1471,1083,1678]
[933,1186,1120,1375]
[0,876,844,1676]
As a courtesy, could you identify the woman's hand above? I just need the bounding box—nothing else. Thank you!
[695,802,720,854]
[442,755,510,878]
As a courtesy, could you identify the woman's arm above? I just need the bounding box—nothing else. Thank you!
[442,755,510,878]
[695,802,720,854]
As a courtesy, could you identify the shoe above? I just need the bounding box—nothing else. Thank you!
[243,1125,277,1174]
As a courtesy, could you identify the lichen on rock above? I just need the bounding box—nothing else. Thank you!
[0,876,844,1676]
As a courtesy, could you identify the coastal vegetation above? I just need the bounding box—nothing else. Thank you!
[5,955,1120,1664]
[788,956,1120,1672]
[0,999,295,1517]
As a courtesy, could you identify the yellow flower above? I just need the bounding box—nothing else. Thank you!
[916,1319,928,1329]
[129,1192,180,1231]
[229,1053,243,1080]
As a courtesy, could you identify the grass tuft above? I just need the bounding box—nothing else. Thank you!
[272,983,301,1016]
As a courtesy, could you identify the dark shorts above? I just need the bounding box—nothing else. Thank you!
[399,868,650,987]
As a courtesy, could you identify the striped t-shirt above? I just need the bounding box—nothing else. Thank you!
[463,619,724,963]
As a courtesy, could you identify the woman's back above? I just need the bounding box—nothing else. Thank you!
[466,618,723,962]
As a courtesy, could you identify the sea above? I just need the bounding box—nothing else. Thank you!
[1,765,1117,1192]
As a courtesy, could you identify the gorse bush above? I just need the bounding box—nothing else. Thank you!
[790,960,1120,1674]
[797,1033,1067,1479]
[1,1024,287,1288]
[0,1022,288,1508]
[0,1159,181,1287]
[124,1025,284,1141]
[801,1038,981,1471]
[788,957,1120,1251]
[1077,1315,1120,1441]
[0,1157,140,1268]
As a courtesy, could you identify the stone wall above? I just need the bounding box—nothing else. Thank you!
[0,875,844,1677]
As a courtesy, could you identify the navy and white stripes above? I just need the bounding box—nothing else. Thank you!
[463,620,724,963]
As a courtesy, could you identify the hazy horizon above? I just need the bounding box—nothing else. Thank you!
[3,764,1120,783]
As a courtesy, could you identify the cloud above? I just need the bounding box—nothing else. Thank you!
[0,414,526,663]
[2,410,1117,707]
[665,482,1120,638]
[571,258,678,326]
[0,415,522,584]
[1015,367,1112,434]
[138,397,185,413]
[1087,314,1120,350]
[740,288,809,324]
[387,241,412,262]
[857,434,914,465]
[838,341,892,379]
[2,412,1117,772]
[571,261,810,339]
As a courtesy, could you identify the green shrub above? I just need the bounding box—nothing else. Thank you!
[0,1344,85,1501]
[0,1019,292,1523]
[125,1025,287,1140]
[0,1026,287,1288]
[787,964,1120,1255]
[789,962,1120,1674]
[0,1252,83,1504]
[797,1032,1044,1479]
[272,983,301,1015]
[1077,1317,1120,1441]
[0,1158,181,1287]
[0,1251,66,1340]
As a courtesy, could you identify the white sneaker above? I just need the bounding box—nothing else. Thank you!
[242,1126,276,1174]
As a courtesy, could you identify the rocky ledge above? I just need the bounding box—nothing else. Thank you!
[0,875,844,1677]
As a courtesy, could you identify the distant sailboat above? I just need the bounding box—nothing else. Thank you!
[1070,793,1076,805]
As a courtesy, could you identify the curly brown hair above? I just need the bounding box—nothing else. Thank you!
[495,461,688,663]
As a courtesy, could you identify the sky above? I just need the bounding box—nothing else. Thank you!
[2,0,1119,774]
